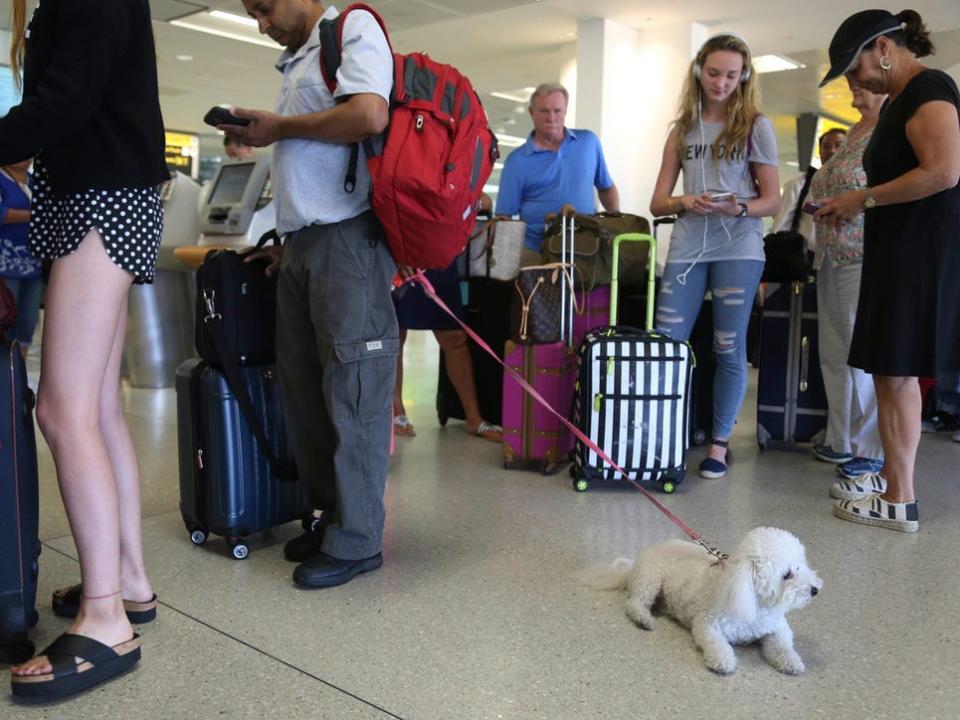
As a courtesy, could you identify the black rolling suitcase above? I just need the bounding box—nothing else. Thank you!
[176,359,312,560]
[756,281,828,448]
[436,276,514,426]
[572,234,694,493]
[0,341,40,663]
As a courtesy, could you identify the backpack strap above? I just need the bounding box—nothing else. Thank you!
[318,3,394,95]
[317,3,394,193]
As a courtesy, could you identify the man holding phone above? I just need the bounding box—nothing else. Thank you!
[218,0,398,590]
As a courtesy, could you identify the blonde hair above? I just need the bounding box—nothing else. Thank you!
[672,34,762,157]
[9,0,27,91]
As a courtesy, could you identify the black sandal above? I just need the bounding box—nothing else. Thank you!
[10,632,141,704]
[52,585,157,624]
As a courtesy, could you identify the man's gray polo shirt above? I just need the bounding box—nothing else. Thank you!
[271,6,392,236]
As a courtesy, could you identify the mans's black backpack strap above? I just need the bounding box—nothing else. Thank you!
[318,13,344,94]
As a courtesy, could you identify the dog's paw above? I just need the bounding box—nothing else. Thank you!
[625,603,655,630]
[772,654,806,675]
[703,653,737,675]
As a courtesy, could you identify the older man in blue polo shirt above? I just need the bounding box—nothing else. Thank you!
[496,83,619,264]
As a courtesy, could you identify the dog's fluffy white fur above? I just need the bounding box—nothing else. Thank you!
[580,527,821,675]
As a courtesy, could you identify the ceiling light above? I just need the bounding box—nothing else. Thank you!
[483,184,499,194]
[753,54,805,74]
[208,10,258,28]
[170,18,280,49]
[176,54,194,62]
[786,161,800,167]
[491,91,530,104]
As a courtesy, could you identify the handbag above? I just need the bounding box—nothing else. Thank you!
[510,263,581,344]
[195,230,280,367]
[761,168,815,283]
[468,218,525,282]
[540,212,650,291]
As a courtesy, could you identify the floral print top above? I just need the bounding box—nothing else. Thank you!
[809,124,875,269]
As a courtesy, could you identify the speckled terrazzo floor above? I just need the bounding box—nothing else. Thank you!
[5,326,959,719]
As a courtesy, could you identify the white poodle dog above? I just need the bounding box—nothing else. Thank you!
[580,527,821,675]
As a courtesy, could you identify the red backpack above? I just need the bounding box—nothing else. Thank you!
[318,3,499,270]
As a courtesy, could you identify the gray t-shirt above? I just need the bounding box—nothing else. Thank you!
[272,6,393,235]
[667,116,778,264]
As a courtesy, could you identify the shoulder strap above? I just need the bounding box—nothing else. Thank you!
[317,3,393,194]
[318,3,393,95]
[789,166,817,234]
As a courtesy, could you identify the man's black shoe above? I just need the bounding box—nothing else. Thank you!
[293,553,383,589]
[283,525,327,563]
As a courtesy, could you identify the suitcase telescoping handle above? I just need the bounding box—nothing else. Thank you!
[610,233,657,330]
[560,208,576,346]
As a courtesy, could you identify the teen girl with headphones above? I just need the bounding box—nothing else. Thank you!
[650,34,782,479]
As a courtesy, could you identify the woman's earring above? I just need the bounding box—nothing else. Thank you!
[880,55,893,71]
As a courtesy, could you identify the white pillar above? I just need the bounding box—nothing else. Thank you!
[575,20,707,264]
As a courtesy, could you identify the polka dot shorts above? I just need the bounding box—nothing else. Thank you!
[28,157,164,285]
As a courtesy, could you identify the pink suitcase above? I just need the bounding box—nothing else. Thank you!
[501,340,577,474]
[502,210,580,475]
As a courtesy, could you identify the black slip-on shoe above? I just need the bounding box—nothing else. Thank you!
[293,553,383,589]
[283,526,328,563]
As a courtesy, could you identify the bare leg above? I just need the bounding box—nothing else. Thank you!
[434,329,485,432]
[12,231,137,676]
[874,375,921,503]
[392,328,407,418]
[99,295,153,603]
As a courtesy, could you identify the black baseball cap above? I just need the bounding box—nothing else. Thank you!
[819,9,905,87]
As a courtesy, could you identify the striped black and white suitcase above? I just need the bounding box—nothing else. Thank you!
[571,234,694,493]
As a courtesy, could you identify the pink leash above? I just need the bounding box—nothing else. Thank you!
[409,270,728,563]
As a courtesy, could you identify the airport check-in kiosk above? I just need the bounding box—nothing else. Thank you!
[123,171,201,388]
[198,158,275,246]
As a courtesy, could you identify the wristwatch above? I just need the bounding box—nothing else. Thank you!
[737,203,749,217]
[863,191,878,209]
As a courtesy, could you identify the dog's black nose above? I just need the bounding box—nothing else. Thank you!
[811,586,819,596]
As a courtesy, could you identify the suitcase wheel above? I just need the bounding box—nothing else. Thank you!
[29,610,39,629]
[438,409,449,427]
[692,428,708,447]
[189,528,209,546]
[302,515,322,533]
[541,460,566,476]
[230,541,250,560]
[502,444,517,470]
[662,481,677,494]
[573,478,589,493]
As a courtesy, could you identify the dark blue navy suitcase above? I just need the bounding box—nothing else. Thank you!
[0,341,40,664]
[176,359,312,560]
[756,281,828,448]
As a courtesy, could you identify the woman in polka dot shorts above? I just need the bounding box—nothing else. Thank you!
[1,0,171,702]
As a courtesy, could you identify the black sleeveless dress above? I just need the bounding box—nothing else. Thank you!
[849,69,960,376]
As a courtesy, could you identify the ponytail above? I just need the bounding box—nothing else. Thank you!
[895,9,935,58]
[9,0,27,91]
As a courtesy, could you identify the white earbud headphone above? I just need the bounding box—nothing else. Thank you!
[693,33,753,83]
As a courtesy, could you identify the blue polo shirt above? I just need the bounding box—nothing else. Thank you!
[495,128,614,251]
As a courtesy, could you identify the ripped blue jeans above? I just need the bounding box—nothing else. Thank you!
[656,260,764,439]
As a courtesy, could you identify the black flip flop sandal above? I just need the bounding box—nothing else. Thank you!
[52,585,157,624]
[10,632,141,704]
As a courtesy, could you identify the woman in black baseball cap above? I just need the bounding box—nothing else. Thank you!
[815,9,960,533]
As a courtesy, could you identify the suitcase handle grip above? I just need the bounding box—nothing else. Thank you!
[610,233,657,330]
[799,335,810,393]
